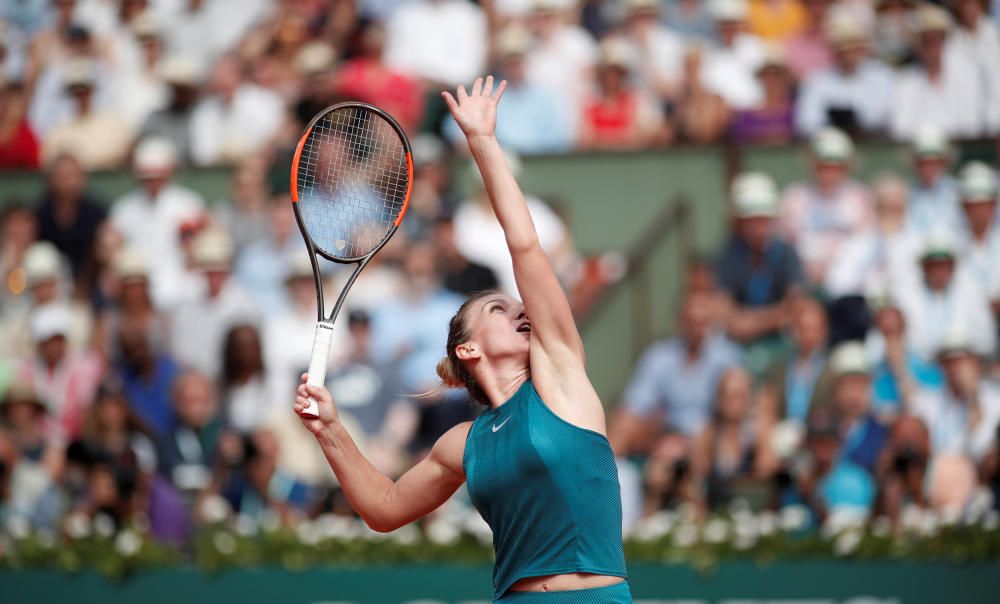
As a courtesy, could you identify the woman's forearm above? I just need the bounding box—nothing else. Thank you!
[313,422,396,530]
[466,134,539,253]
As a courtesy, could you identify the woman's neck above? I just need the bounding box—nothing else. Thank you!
[476,361,531,410]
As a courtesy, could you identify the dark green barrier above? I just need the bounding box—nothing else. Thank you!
[3,562,998,604]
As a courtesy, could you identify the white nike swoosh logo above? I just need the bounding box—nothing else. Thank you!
[492,417,511,433]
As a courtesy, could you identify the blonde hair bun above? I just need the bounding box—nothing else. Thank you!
[436,356,464,388]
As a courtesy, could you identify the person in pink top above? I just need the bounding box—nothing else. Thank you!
[783,0,835,81]
[778,127,875,285]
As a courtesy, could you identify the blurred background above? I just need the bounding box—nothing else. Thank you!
[1,0,1000,602]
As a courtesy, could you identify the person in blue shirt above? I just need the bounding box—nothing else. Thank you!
[116,324,181,437]
[827,341,889,474]
[293,77,632,603]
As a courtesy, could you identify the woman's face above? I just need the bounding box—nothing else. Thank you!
[230,326,262,371]
[96,396,128,430]
[717,370,751,422]
[462,294,531,368]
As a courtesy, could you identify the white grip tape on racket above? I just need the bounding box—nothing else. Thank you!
[301,322,335,418]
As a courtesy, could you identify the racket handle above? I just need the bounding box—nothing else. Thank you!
[302,322,335,418]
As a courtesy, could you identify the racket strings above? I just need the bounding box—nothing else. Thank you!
[297,107,409,260]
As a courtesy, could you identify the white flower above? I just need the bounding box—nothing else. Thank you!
[426,518,461,546]
[756,511,778,537]
[672,523,698,548]
[64,512,91,540]
[833,528,862,557]
[900,504,923,534]
[6,516,31,540]
[388,524,420,546]
[35,528,56,549]
[233,514,257,538]
[114,529,142,557]
[199,495,232,525]
[733,532,756,551]
[703,518,729,544]
[822,508,866,539]
[981,510,999,531]
[939,505,962,527]
[771,421,805,460]
[295,521,321,546]
[918,510,940,537]
[260,510,281,533]
[93,513,115,539]
[871,516,893,538]
[966,488,993,523]
[633,512,674,542]
[213,531,237,555]
[780,505,809,532]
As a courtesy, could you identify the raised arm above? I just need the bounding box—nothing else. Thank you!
[295,378,467,532]
[443,76,583,361]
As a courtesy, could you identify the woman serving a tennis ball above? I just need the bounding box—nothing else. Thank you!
[295,75,631,603]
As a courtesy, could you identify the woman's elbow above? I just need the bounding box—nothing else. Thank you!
[364,515,400,533]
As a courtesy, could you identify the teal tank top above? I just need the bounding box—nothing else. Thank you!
[463,380,628,598]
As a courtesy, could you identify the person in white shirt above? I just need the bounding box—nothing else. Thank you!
[383,0,487,86]
[891,5,992,140]
[825,173,921,299]
[909,332,1000,461]
[188,54,284,166]
[700,0,767,110]
[956,161,1000,313]
[110,14,169,130]
[109,137,205,310]
[794,6,895,137]
[620,0,686,102]
[947,0,1000,134]
[905,125,963,237]
[169,228,258,379]
[894,229,996,361]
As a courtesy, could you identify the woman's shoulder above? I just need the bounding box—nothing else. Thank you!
[431,421,475,476]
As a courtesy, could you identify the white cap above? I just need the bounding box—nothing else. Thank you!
[811,127,854,163]
[159,55,202,86]
[133,137,178,177]
[23,242,62,287]
[62,59,97,90]
[958,161,998,203]
[192,228,234,270]
[937,326,974,358]
[732,172,779,217]
[296,42,337,75]
[284,252,314,281]
[598,37,633,69]
[921,229,958,260]
[114,246,150,281]
[30,303,73,343]
[411,133,447,167]
[624,0,660,13]
[911,125,950,159]
[131,12,161,39]
[830,341,870,376]
[495,26,533,59]
[824,6,869,48]
[708,0,748,22]
[915,4,953,34]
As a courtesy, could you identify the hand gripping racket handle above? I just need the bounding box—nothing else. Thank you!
[301,322,335,418]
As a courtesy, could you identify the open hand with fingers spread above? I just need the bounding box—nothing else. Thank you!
[294,373,339,435]
[442,75,508,139]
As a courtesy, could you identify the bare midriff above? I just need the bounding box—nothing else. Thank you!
[508,573,625,593]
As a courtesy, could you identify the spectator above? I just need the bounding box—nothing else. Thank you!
[873,415,931,528]
[905,126,962,237]
[891,4,992,140]
[332,21,424,136]
[234,192,305,315]
[926,451,978,517]
[640,432,697,516]
[432,212,499,297]
[700,0,767,111]
[794,7,895,137]
[872,0,919,67]
[610,291,743,457]
[779,127,874,284]
[111,13,169,130]
[0,203,38,313]
[825,174,921,299]
[673,43,731,144]
[327,310,418,477]
[780,408,875,526]
[445,26,571,154]
[189,54,284,166]
[0,80,40,169]
[156,371,222,501]
[955,161,1000,313]
[384,0,488,86]
[783,0,835,81]
[947,0,1000,134]
[715,172,804,346]
[578,38,668,151]
[212,155,270,253]
[826,341,889,473]
[865,293,943,417]
[747,0,809,42]
[110,136,206,310]
[34,153,106,280]
[78,377,157,477]
[94,246,170,359]
[728,47,796,145]
[17,303,102,441]
[41,59,134,169]
[691,368,763,512]
[620,0,685,103]
[909,332,1000,460]
[895,230,996,360]
[220,429,313,523]
[662,0,715,41]
[402,135,455,241]
[138,55,202,165]
[116,323,181,437]
[170,228,257,379]
[219,323,281,434]
[165,0,244,67]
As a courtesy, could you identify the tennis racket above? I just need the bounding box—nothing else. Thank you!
[290,102,413,418]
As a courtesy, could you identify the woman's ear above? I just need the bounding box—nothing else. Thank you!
[455,342,480,361]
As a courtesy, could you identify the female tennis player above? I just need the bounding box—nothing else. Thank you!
[294,75,631,603]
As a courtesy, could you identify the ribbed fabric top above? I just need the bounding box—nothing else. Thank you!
[463,380,627,599]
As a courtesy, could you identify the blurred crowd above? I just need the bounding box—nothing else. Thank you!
[1,0,1000,547]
